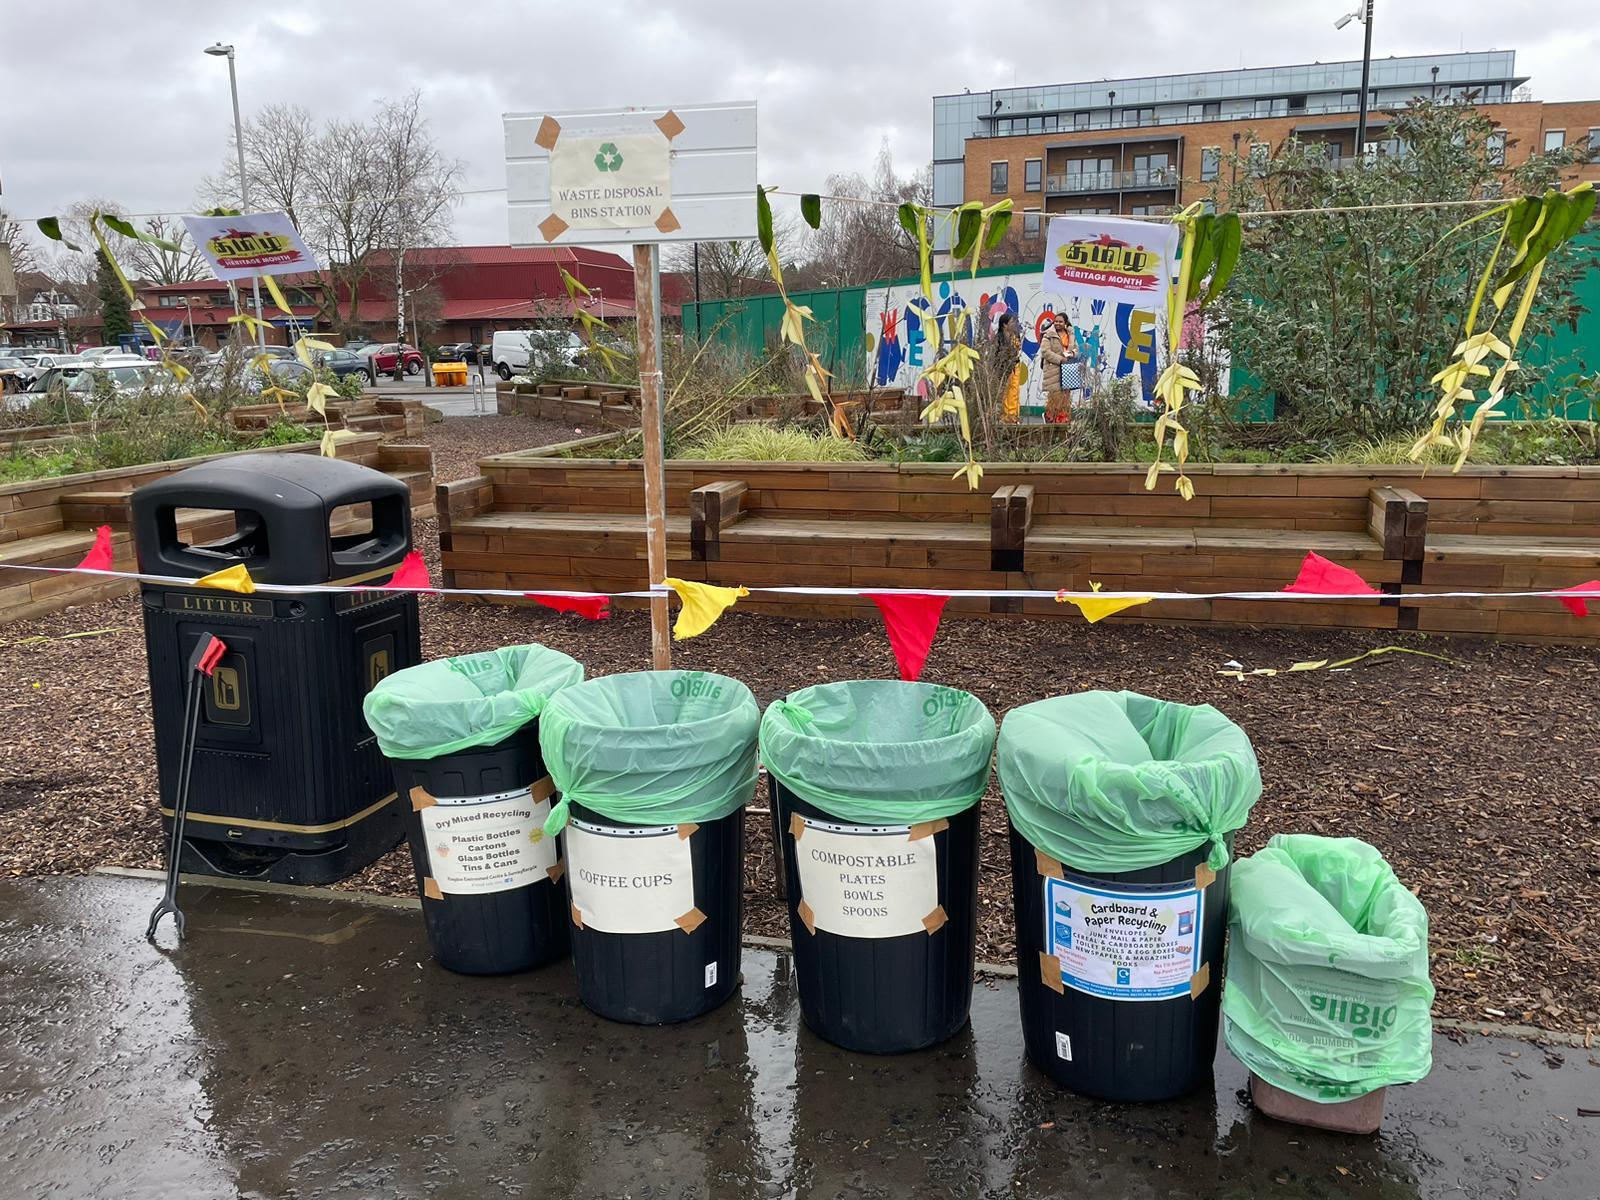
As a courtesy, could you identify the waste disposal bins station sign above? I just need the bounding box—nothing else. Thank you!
[503,101,757,672]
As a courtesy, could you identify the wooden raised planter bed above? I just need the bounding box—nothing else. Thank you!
[495,380,908,429]
[0,433,435,624]
[438,451,1600,643]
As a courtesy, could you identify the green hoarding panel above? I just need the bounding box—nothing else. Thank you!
[683,287,868,386]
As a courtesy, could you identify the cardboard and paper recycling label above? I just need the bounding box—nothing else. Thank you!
[1043,877,1203,1001]
[566,819,698,934]
[420,787,559,896]
[791,815,942,939]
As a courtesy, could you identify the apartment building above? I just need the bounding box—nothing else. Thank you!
[933,51,1600,255]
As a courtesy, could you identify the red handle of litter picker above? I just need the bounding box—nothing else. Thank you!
[189,635,227,677]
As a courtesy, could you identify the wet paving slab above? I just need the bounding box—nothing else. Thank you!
[0,874,1594,1200]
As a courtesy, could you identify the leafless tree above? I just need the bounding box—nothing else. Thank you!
[665,214,802,301]
[201,102,319,227]
[0,207,35,323]
[116,215,209,285]
[799,140,930,288]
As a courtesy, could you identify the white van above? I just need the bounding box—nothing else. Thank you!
[491,329,583,380]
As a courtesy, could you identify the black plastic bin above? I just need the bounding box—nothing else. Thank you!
[362,644,584,976]
[771,779,981,1052]
[539,670,761,1026]
[387,723,568,975]
[564,802,745,1023]
[1009,827,1231,1099]
[997,690,1261,1102]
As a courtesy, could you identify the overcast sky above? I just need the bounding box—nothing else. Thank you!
[3,0,1595,251]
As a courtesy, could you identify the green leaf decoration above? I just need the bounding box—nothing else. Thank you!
[100,213,180,251]
[952,207,982,258]
[982,210,1012,251]
[800,193,822,230]
[1184,214,1218,303]
[897,202,919,242]
[1200,213,1242,306]
[755,186,774,255]
[37,216,82,251]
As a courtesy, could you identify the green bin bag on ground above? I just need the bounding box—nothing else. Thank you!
[539,670,759,834]
[759,680,996,824]
[1223,834,1434,1102]
[362,644,583,760]
[997,690,1262,872]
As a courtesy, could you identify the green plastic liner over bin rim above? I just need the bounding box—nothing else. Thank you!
[1222,833,1435,1102]
[361,643,584,760]
[998,689,1262,873]
[539,669,760,835]
[759,679,996,825]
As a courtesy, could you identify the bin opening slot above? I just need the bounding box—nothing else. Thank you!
[329,493,407,566]
[167,507,267,564]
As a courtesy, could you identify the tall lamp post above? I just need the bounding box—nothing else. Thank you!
[1335,1,1375,160]
[203,42,266,354]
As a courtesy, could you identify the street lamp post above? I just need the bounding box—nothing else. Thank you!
[204,42,266,354]
[1335,1,1375,160]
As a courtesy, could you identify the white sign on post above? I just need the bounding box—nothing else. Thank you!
[503,102,757,246]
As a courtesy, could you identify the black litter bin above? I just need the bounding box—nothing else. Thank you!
[363,645,583,974]
[132,452,420,884]
[998,690,1261,1101]
[760,681,996,1053]
[540,671,759,1025]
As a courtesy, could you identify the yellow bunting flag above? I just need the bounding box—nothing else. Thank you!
[661,578,748,640]
[195,564,256,594]
[1057,581,1153,624]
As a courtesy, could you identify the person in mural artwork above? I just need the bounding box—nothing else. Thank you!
[994,312,1023,423]
[1039,313,1080,424]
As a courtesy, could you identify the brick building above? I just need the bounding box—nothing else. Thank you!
[933,51,1600,258]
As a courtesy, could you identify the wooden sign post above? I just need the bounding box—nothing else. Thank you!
[503,100,757,670]
[633,243,671,669]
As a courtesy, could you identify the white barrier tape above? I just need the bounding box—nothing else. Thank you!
[2,561,1596,606]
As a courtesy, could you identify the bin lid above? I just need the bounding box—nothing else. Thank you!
[363,644,584,759]
[759,680,995,824]
[132,452,407,515]
[998,690,1262,873]
[538,670,759,834]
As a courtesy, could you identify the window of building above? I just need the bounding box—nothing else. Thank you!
[1200,146,1221,181]
[1073,111,1090,130]
[1132,152,1171,184]
[1023,209,1042,239]
[1543,129,1565,153]
[990,160,1009,192]
[1340,92,1358,109]
[1029,116,1043,134]
[1024,158,1042,192]
[1589,128,1600,152]
[1187,102,1221,121]
[1254,98,1274,117]
[1486,130,1506,165]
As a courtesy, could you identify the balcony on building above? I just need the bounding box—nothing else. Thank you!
[1043,138,1183,197]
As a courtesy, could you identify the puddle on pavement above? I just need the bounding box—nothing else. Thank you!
[0,875,1593,1199]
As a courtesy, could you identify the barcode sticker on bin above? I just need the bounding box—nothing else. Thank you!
[704,961,718,989]
[1055,1032,1072,1061]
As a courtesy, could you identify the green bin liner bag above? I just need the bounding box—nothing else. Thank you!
[362,644,583,760]
[997,690,1262,872]
[1223,834,1434,1102]
[539,670,759,835]
[759,680,996,824]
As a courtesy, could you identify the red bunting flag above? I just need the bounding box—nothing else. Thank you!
[1557,580,1600,618]
[865,592,949,681]
[382,551,434,591]
[76,525,114,572]
[1282,551,1380,596]
[527,593,611,620]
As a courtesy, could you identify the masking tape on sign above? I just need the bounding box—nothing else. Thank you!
[1035,850,1064,880]
[1038,950,1065,994]
[908,818,949,841]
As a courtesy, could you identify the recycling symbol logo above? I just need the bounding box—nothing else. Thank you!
[594,143,624,172]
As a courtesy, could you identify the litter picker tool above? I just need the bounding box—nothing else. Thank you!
[147,633,227,942]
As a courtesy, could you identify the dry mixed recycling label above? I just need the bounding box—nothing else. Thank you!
[792,815,940,939]
[1044,877,1203,1001]
[419,787,558,896]
[566,819,697,934]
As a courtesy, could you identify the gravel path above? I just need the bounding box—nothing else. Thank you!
[1,415,1597,1037]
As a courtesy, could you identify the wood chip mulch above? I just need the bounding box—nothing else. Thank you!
[1,415,1596,1037]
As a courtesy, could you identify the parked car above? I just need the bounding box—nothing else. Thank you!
[491,329,582,380]
[26,362,162,396]
[314,348,374,382]
[431,343,474,362]
[343,340,378,358]
[76,345,130,360]
[364,343,426,377]
[0,355,28,392]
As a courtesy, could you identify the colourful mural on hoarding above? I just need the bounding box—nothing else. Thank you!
[863,270,1220,414]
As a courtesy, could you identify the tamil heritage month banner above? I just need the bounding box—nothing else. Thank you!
[182,211,318,280]
[1040,215,1180,311]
